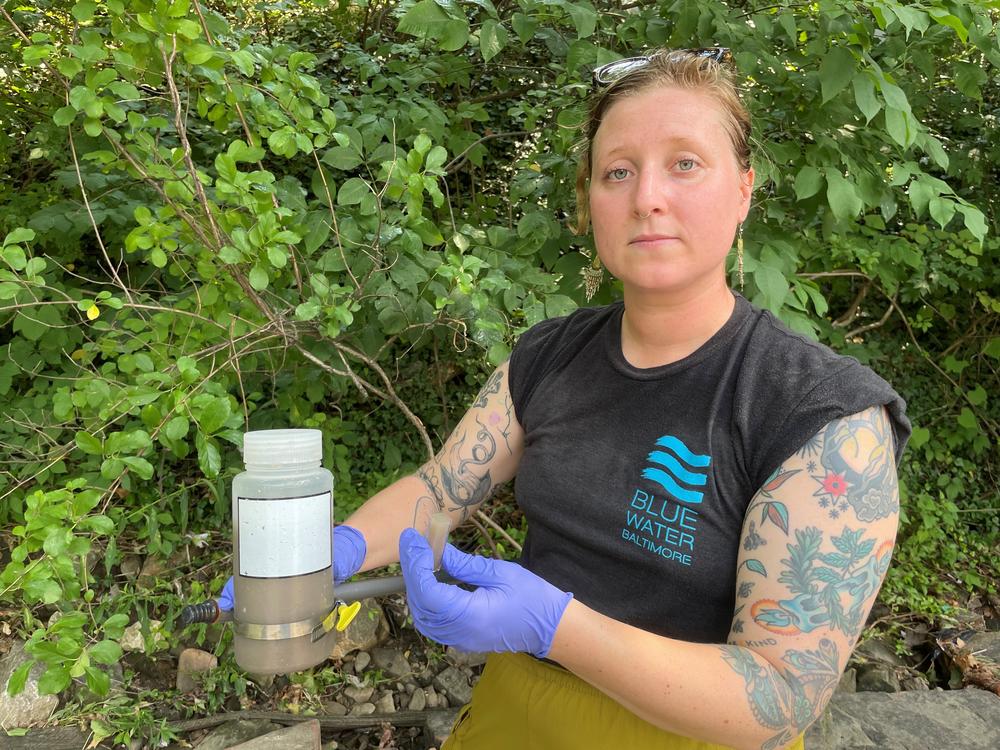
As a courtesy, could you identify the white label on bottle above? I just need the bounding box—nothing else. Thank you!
[237,491,332,578]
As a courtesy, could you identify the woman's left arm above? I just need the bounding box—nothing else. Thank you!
[548,405,900,750]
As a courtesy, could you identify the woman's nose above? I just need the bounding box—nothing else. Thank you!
[634,170,667,218]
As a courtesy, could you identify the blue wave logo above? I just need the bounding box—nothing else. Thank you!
[640,435,711,505]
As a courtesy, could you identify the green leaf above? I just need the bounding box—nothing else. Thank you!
[321,146,362,170]
[75,431,103,456]
[249,264,269,290]
[511,13,538,43]
[54,106,77,126]
[37,667,72,696]
[928,197,956,229]
[267,246,288,268]
[196,433,222,478]
[957,408,978,431]
[957,204,987,242]
[852,72,881,122]
[337,177,370,206]
[183,43,215,66]
[565,1,597,38]
[824,171,863,220]
[480,19,508,62]
[908,426,929,450]
[983,338,1000,360]
[966,385,987,407]
[397,0,452,39]
[743,559,767,577]
[88,640,123,666]
[884,106,914,148]
[71,1,96,22]
[102,614,129,639]
[165,416,189,440]
[819,47,855,103]
[753,264,788,311]
[954,62,987,100]
[907,178,935,217]
[197,397,231,434]
[85,667,111,698]
[83,514,115,534]
[4,228,35,246]
[6,662,31,696]
[123,456,154,480]
[793,166,823,200]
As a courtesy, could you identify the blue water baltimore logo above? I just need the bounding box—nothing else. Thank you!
[621,435,712,567]
[640,435,711,504]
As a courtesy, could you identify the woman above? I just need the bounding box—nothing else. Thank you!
[336,49,909,749]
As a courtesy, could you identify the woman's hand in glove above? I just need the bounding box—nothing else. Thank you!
[399,527,572,658]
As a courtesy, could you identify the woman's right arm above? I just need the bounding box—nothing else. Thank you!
[344,360,525,571]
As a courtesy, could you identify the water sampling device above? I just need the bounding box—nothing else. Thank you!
[178,428,450,674]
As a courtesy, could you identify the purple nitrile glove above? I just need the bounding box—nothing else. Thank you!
[218,525,367,612]
[398,527,572,658]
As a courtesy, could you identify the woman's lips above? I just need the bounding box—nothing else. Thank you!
[630,234,678,246]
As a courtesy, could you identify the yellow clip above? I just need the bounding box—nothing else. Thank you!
[336,601,361,632]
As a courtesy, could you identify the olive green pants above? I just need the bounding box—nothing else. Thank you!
[442,652,805,750]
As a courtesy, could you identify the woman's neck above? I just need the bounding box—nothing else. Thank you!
[620,282,736,369]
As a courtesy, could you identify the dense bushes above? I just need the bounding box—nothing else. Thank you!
[1,0,997,717]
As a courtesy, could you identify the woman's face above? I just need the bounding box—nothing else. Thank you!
[589,85,753,297]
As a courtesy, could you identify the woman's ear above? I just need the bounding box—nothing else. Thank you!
[738,167,755,220]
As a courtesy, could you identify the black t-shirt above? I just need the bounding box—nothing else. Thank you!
[508,294,910,644]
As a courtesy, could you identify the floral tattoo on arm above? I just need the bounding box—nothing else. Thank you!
[724,407,899,748]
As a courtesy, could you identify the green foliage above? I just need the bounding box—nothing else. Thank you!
[1,0,997,704]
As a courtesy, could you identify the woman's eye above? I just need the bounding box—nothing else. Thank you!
[677,159,696,172]
[607,167,630,181]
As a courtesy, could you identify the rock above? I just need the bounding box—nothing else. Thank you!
[228,719,321,750]
[375,691,396,713]
[805,687,1000,749]
[407,687,427,711]
[371,647,411,679]
[353,651,371,673]
[322,700,348,716]
[120,554,142,579]
[942,606,987,632]
[837,667,857,694]
[0,640,59,727]
[899,674,929,691]
[119,619,167,653]
[966,631,1000,664]
[423,685,440,708]
[856,663,901,692]
[322,741,339,750]
[349,701,376,716]
[328,599,388,660]
[433,666,472,707]
[176,648,217,692]
[343,684,373,704]
[194,719,280,750]
[445,647,488,669]
[424,708,462,749]
[853,636,907,667]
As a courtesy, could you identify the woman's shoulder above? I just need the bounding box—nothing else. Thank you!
[514,302,620,355]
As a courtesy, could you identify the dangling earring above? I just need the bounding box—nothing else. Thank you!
[580,253,603,302]
[736,223,744,292]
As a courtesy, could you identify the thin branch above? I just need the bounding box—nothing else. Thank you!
[445,131,530,175]
[475,510,523,554]
[845,296,896,339]
[832,280,871,328]
[67,132,136,307]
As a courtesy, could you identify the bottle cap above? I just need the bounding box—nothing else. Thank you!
[243,429,322,467]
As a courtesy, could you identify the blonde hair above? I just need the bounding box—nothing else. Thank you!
[573,50,752,235]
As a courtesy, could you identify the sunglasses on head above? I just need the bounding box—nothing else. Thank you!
[592,47,732,86]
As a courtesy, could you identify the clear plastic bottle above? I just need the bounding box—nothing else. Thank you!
[232,429,334,674]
